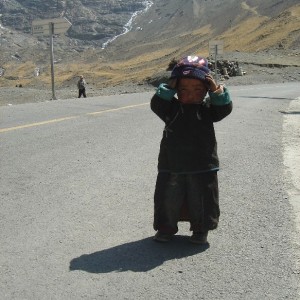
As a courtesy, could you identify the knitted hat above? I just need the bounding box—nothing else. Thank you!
[170,55,210,82]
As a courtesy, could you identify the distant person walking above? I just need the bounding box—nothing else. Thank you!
[77,75,87,98]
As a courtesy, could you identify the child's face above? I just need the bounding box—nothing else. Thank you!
[177,78,207,104]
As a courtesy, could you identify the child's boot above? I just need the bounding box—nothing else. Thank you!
[190,231,208,245]
[153,231,173,242]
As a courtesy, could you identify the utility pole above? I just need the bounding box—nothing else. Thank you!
[214,45,218,82]
[209,40,224,83]
[49,22,57,100]
[32,17,72,100]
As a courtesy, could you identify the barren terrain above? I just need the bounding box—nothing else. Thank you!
[0,0,299,106]
[1,50,299,107]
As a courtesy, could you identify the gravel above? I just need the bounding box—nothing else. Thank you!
[1,53,299,107]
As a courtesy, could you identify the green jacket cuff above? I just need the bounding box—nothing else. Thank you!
[209,87,232,106]
[156,83,176,101]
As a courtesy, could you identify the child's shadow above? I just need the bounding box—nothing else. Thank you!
[69,236,209,273]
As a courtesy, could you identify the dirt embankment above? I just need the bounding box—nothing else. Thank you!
[1,49,299,107]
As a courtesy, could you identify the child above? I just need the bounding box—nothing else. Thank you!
[150,55,232,244]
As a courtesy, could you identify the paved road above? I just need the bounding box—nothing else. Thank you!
[1,83,300,299]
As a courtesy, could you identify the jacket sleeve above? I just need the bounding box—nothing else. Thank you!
[208,86,233,122]
[150,94,175,122]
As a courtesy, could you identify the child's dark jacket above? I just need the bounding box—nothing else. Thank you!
[151,87,232,174]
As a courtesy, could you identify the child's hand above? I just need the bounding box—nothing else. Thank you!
[205,74,218,92]
[168,78,177,89]
[205,74,224,94]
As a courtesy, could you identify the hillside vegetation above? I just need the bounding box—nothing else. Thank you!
[0,0,299,89]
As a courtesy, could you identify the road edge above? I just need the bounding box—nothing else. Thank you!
[282,96,300,286]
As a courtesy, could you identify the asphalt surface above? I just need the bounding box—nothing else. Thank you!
[1,83,300,299]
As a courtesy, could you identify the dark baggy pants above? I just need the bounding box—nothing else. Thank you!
[78,88,86,98]
[153,172,219,234]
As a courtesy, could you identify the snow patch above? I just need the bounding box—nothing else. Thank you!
[102,1,153,49]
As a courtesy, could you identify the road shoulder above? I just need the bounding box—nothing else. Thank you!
[283,96,300,283]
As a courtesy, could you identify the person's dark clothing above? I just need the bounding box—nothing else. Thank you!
[151,89,232,174]
[78,88,86,98]
[153,172,219,233]
[77,78,87,98]
[151,88,232,233]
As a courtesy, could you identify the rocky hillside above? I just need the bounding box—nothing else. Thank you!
[0,0,299,89]
[0,0,150,46]
[108,0,300,57]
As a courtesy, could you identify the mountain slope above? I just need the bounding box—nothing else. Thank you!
[106,0,300,58]
[0,0,299,89]
[0,0,149,45]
